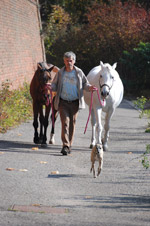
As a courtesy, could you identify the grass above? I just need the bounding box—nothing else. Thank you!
[0,81,32,133]
[140,144,150,169]
[133,96,150,169]
[133,96,150,118]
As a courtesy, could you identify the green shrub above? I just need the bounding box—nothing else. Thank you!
[121,42,150,93]
[0,82,32,133]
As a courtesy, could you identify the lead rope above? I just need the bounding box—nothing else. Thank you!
[44,84,55,128]
[49,87,55,128]
[84,87,104,134]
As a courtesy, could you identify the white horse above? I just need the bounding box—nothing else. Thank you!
[84,61,124,151]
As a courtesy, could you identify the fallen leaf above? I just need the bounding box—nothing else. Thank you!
[40,161,47,164]
[51,171,59,175]
[32,147,38,150]
[128,152,132,154]
[0,152,4,154]
[18,133,22,136]
[19,169,28,172]
[85,196,92,199]
[6,168,15,171]
[32,204,41,207]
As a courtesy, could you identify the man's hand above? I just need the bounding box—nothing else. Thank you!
[89,85,97,92]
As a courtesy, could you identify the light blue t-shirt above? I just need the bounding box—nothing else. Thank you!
[61,70,79,101]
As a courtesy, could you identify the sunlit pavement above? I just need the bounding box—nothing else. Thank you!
[0,99,150,226]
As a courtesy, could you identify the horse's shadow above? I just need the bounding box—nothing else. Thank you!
[0,140,90,156]
[0,140,62,156]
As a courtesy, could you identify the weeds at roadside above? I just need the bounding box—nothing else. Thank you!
[133,96,150,169]
[140,144,150,169]
[0,81,32,133]
[133,96,148,118]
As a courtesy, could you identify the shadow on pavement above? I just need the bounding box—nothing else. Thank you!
[0,140,90,155]
[59,194,150,212]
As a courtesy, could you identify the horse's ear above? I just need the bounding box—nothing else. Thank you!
[37,62,43,70]
[100,61,104,67]
[112,62,117,70]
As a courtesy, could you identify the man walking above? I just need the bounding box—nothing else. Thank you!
[52,51,95,155]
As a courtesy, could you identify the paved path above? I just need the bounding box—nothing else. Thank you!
[0,99,150,226]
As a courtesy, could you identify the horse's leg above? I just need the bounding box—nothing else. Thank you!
[39,105,44,143]
[49,106,58,145]
[33,101,40,144]
[94,107,103,145]
[102,109,114,151]
[41,105,50,147]
[90,108,97,148]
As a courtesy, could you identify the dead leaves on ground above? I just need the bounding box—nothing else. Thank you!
[51,170,59,175]
[32,147,39,150]
[6,168,28,172]
[6,168,15,171]
[5,160,48,172]
[40,161,47,164]
[19,169,28,172]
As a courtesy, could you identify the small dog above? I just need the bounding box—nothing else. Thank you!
[90,144,103,178]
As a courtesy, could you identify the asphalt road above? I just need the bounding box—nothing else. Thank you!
[0,99,150,226]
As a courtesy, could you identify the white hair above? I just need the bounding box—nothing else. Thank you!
[63,51,76,62]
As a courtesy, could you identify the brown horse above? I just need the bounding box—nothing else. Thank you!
[30,62,59,147]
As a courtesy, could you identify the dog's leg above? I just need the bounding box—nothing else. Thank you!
[97,158,101,176]
[90,162,96,178]
[93,166,96,178]
[90,163,94,173]
[90,165,93,173]
[92,163,96,178]
[97,157,103,176]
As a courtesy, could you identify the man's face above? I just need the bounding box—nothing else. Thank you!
[64,57,75,71]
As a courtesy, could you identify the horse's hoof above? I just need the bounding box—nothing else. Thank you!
[49,140,55,145]
[103,145,108,152]
[41,143,47,148]
[34,137,40,144]
[39,138,43,144]
[49,134,55,144]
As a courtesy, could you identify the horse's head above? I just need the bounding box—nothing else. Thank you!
[99,61,117,99]
[37,62,55,85]
[36,62,59,105]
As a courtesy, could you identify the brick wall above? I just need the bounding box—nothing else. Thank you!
[0,0,45,89]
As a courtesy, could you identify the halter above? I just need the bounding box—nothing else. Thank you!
[99,80,113,92]
[99,76,114,95]
[39,84,54,127]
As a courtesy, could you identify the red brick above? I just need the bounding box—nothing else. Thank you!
[0,0,45,90]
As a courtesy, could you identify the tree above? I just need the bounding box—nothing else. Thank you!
[121,42,150,94]
[42,0,150,82]
[44,4,71,58]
